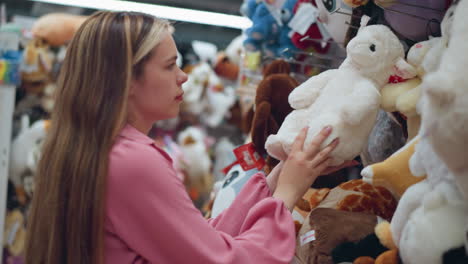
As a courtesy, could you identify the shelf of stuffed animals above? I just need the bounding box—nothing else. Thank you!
[236,50,263,119]
[0,14,28,261]
[0,36,22,263]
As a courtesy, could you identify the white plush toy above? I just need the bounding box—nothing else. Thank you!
[388,137,468,264]
[177,126,212,183]
[181,62,212,116]
[407,4,456,77]
[388,2,468,262]
[9,116,49,193]
[417,0,468,258]
[265,20,416,165]
[224,34,246,67]
[181,62,236,127]
[201,71,236,128]
[192,40,218,66]
[212,137,236,182]
[418,0,468,201]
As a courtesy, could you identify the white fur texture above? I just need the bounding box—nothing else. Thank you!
[177,127,212,181]
[201,72,236,128]
[265,25,410,165]
[182,63,236,127]
[391,0,468,264]
[418,0,468,201]
[182,63,212,115]
[9,116,47,187]
[407,4,456,77]
[391,138,468,264]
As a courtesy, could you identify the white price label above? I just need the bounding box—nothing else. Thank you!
[300,230,316,246]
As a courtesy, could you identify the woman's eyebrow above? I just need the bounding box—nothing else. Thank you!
[165,55,178,63]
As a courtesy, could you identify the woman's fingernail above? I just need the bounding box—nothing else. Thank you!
[332,138,340,145]
[324,125,332,133]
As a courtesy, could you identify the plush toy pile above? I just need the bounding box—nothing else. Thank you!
[5,1,468,263]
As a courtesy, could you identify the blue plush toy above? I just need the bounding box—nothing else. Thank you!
[243,1,280,53]
[276,0,298,57]
[242,0,298,57]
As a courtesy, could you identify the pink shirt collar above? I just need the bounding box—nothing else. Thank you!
[119,124,174,164]
[119,124,154,145]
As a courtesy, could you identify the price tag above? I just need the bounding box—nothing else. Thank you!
[232,143,265,171]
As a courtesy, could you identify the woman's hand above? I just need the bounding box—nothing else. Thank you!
[272,126,339,211]
[266,161,284,193]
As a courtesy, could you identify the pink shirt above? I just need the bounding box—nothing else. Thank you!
[104,124,295,263]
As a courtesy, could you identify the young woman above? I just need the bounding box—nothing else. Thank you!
[25,11,343,264]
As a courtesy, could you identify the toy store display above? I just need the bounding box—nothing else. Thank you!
[0,21,26,263]
[3,0,468,263]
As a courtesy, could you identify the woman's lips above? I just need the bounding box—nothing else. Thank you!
[175,92,184,101]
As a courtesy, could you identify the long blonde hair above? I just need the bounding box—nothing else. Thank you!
[25,11,170,264]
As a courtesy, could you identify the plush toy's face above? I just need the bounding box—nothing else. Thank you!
[20,39,55,95]
[347,25,403,72]
[211,165,262,217]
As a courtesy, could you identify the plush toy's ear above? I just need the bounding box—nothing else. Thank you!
[359,15,371,30]
[263,59,291,76]
[442,245,468,264]
[251,101,278,155]
[393,58,418,79]
[242,106,254,134]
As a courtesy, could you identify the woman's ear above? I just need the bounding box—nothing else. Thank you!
[129,78,139,96]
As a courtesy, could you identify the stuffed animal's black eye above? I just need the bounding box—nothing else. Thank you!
[223,170,239,188]
[370,44,376,52]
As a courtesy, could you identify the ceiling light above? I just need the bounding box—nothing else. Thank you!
[29,0,252,30]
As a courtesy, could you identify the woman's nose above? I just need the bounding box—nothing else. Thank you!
[178,69,188,85]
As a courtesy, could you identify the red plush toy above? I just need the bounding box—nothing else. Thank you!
[290,0,330,53]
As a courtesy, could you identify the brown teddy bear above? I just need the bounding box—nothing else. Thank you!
[243,59,299,171]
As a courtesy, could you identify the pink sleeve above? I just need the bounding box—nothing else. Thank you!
[207,172,274,236]
[107,146,295,264]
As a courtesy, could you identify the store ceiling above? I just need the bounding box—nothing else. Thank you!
[138,0,244,15]
[5,0,245,16]
[4,0,245,48]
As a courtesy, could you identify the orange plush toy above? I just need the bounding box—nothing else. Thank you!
[32,13,88,46]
